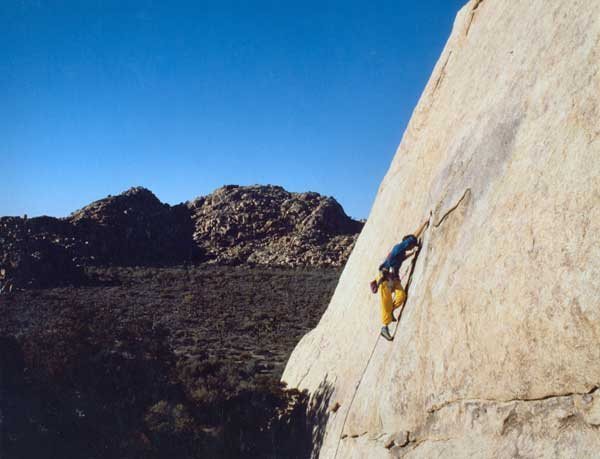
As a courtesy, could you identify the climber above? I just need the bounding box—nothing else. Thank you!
[370,220,428,341]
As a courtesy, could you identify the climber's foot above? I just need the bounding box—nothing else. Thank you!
[380,326,393,341]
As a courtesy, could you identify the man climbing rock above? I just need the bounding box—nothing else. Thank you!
[371,221,428,341]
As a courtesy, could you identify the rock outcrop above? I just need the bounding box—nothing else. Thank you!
[282,1,600,457]
[189,185,363,266]
[68,186,198,265]
[0,222,85,290]
[0,187,198,290]
[0,185,362,289]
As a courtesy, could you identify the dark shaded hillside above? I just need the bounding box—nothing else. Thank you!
[0,185,362,290]
[0,265,339,458]
[69,187,198,265]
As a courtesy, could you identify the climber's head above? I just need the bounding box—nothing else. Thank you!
[402,234,419,249]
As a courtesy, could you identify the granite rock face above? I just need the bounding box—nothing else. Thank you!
[282,1,600,457]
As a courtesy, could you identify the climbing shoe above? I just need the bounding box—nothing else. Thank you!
[380,326,393,341]
[370,280,378,294]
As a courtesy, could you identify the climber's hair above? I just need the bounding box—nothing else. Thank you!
[402,234,418,248]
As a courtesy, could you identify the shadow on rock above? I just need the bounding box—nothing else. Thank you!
[302,376,335,459]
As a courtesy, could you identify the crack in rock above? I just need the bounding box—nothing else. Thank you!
[465,0,485,37]
[431,51,453,95]
[427,385,600,414]
[336,388,600,456]
[296,357,316,388]
[433,188,472,228]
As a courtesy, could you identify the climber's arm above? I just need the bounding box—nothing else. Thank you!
[414,219,429,240]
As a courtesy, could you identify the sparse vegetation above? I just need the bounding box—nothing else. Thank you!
[0,265,339,458]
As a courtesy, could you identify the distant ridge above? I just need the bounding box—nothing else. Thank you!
[0,185,363,289]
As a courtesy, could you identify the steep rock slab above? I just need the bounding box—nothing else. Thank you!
[283,0,600,457]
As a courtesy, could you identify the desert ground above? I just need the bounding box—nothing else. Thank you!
[0,265,340,458]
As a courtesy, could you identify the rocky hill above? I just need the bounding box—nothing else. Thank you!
[0,185,363,290]
[68,186,197,265]
[282,1,600,457]
[189,185,363,266]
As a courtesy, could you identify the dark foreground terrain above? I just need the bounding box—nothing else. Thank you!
[0,265,339,458]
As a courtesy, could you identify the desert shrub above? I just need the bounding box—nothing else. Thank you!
[3,313,181,459]
[3,323,313,459]
[0,265,340,458]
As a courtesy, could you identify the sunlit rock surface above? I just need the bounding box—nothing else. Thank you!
[283,0,600,457]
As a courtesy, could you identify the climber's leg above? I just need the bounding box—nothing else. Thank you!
[379,276,394,326]
[392,279,406,310]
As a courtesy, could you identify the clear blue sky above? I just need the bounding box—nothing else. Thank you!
[1,0,466,219]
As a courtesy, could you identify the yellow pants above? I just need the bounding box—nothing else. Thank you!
[379,274,406,326]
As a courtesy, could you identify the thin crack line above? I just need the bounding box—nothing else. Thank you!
[296,359,315,389]
[433,188,471,228]
[465,0,485,37]
[427,385,600,414]
[333,333,381,459]
[431,51,453,95]
[334,230,429,458]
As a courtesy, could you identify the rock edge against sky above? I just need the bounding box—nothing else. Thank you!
[0,185,363,289]
[283,0,600,457]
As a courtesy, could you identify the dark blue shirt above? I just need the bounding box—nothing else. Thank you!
[379,235,418,275]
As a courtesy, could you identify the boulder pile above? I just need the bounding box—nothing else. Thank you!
[189,185,363,266]
[0,219,84,291]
